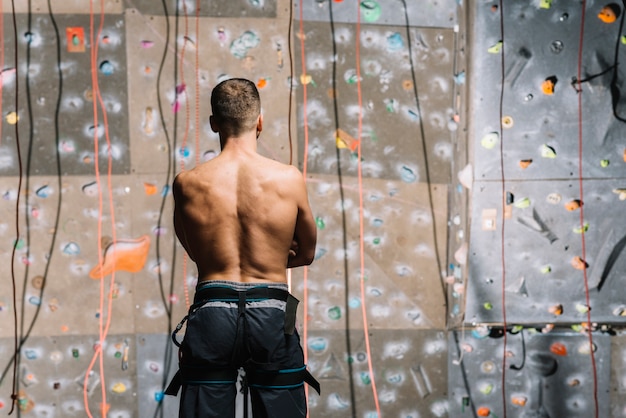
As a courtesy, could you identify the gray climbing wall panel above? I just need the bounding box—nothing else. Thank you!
[0,13,130,176]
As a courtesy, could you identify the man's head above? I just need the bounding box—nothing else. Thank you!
[210,78,261,138]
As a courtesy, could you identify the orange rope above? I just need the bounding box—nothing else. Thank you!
[355,4,380,415]
[194,1,201,167]
[575,3,598,416]
[178,0,190,173]
[84,1,118,415]
[297,0,311,411]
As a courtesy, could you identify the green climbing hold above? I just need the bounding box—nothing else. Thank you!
[573,222,589,234]
[372,237,380,245]
[483,302,493,310]
[315,217,325,230]
[328,306,341,320]
[601,159,610,167]
[360,1,381,23]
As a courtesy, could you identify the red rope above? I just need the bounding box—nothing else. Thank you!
[576,3,599,417]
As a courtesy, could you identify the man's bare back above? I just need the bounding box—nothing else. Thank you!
[173,150,315,284]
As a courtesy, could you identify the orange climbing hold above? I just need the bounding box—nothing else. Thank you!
[571,256,588,270]
[564,199,582,211]
[257,78,268,89]
[143,182,158,195]
[542,78,555,95]
[511,396,527,406]
[89,235,151,279]
[598,5,619,23]
[519,159,532,169]
[477,406,491,417]
[550,342,568,356]
[549,304,563,316]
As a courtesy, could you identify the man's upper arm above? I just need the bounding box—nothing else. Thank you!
[172,174,195,261]
[290,166,317,266]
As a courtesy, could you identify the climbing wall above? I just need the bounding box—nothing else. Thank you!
[3,0,626,417]
[456,1,626,417]
[0,0,457,416]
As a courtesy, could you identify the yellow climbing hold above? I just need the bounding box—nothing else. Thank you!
[539,0,552,9]
[6,111,19,125]
[541,144,557,158]
[112,382,127,393]
[300,74,313,85]
[481,132,499,149]
[513,197,531,209]
[488,41,503,54]
[613,188,626,200]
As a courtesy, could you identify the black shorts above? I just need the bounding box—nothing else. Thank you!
[177,281,308,418]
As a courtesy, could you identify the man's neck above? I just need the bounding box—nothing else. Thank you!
[220,132,258,155]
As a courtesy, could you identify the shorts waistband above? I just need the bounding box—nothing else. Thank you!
[196,280,288,292]
[194,281,290,305]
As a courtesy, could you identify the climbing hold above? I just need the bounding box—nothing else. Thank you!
[386,32,404,51]
[598,4,620,23]
[578,342,597,354]
[360,1,381,23]
[519,159,532,169]
[541,144,557,158]
[548,304,563,316]
[541,76,557,95]
[573,222,589,234]
[140,40,154,48]
[613,188,626,200]
[143,107,154,135]
[546,193,561,204]
[571,256,588,270]
[256,78,269,89]
[300,74,314,85]
[481,132,499,149]
[111,382,127,393]
[501,115,514,129]
[89,235,151,279]
[483,302,493,310]
[335,128,359,151]
[328,306,341,320]
[488,41,503,54]
[66,27,85,52]
[550,40,564,54]
[6,111,19,125]
[539,0,552,8]
[36,185,51,198]
[476,406,491,417]
[550,342,567,356]
[511,396,527,406]
[513,197,530,209]
[99,60,114,75]
[63,242,80,255]
[575,303,590,313]
[155,391,164,402]
[613,305,626,316]
[564,199,582,211]
[479,383,494,395]
[143,183,157,196]
[400,165,417,183]
[229,31,260,59]
[600,159,610,167]
[31,275,44,290]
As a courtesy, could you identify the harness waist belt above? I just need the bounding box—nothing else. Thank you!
[193,285,290,305]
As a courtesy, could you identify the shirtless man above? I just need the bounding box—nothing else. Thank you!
[166,78,319,418]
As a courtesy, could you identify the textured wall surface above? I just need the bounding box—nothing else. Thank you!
[1,0,625,417]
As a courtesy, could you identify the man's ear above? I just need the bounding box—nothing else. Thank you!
[256,114,263,134]
[209,115,218,133]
